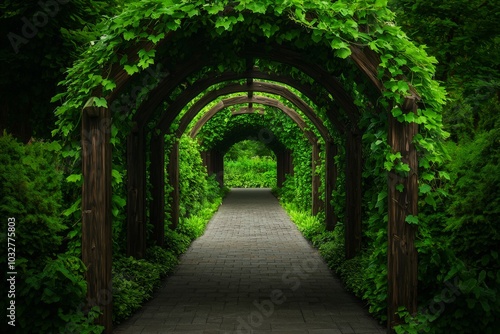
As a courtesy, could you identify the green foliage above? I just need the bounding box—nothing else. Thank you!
[177,135,224,218]
[164,228,192,256]
[225,156,277,188]
[0,0,122,140]
[112,246,179,324]
[447,130,500,260]
[44,0,460,332]
[0,134,101,333]
[113,132,224,324]
[112,195,222,325]
[224,140,277,188]
[0,135,65,262]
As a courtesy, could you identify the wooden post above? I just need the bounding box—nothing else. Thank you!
[81,105,113,333]
[201,151,210,174]
[285,149,293,176]
[387,97,418,331]
[167,141,180,229]
[312,143,322,215]
[345,130,362,259]
[325,141,337,231]
[150,133,165,247]
[213,150,224,187]
[126,129,146,258]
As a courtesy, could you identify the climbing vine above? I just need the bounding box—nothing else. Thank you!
[50,0,449,330]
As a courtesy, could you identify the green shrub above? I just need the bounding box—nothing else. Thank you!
[0,135,101,333]
[224,156,277,188]
[164,227,192,255]
[112,247,178,324]
[0,135,65,267]
[145,246,178,275]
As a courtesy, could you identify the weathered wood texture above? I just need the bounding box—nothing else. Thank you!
[201,151,211,175]
[345,130,362,259]
[126,129,146,259]
[276,150,285,188]
[167,141,180,229]
[150,133,165,246]
[188,95,324,143]
[133,52,351,134]
[276,149,293,187]
[349,45,384,92]
[325,141,337,231]
[213,150,224,187]
[159,81,331,143]
[387,98,419,331]
[285,149,293,177]
[312,143,322,215]
[81,106,113,333]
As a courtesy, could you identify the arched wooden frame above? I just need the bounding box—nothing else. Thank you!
[82,36,418,333]
[125,67,352,262]
[150,94,324,241]
[200,122,293,189]
[189,95,317,140]
[148,81,341,234]
[193,96,325,216]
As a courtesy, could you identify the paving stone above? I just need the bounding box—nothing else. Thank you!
[114,189,385,334]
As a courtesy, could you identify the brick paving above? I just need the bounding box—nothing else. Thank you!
[114,188,385,334]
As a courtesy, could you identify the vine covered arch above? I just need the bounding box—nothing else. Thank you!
[54,1,447,332]
[185,94,325,213]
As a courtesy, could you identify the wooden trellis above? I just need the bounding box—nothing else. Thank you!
[80,30,419,334]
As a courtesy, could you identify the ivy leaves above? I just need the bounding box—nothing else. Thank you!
[52,0,448,237]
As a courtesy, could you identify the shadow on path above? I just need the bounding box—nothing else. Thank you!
[114,188,385,334]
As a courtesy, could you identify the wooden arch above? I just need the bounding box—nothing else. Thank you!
[79,10,419,334]
[189,95,318,140]
[169,94,324,228]
[146,83,339,241]
[191,95,326,216]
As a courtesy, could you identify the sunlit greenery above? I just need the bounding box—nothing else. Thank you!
[224,140,277,188]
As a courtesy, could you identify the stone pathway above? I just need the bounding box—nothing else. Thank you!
[114,188,385,334]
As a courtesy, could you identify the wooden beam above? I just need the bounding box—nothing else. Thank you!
[188,95,319,145]
[169,82,331,142]
[126,129,146,258]
[81,105,112,333]
[285,149,293,177]
[349,45,384,93]
[231,106,264,115]
[325,141,337,231]
[312,143,322,215]
[276,151,285,188]
[150,133,165,247]
[214,151,224,187]
[201,151,210,175]
[345,130,362,259]
[167,141,180,229]
[387,97,419,331]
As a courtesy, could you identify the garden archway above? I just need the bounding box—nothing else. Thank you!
[54,1,447,332]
